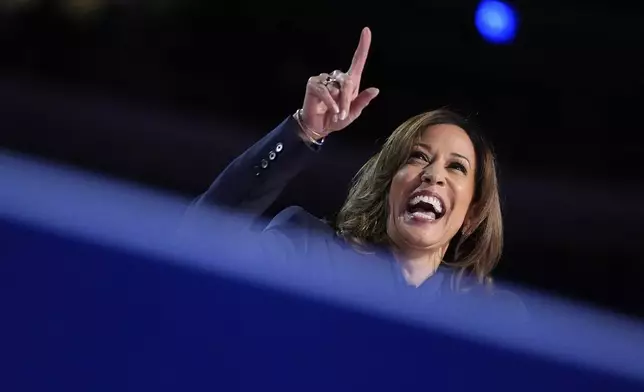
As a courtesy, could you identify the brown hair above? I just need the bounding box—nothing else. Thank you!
[335,109,503,282]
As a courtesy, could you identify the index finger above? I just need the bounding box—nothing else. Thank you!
[348,27,372,77]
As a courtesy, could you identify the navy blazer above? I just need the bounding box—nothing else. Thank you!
[186,114,525,307]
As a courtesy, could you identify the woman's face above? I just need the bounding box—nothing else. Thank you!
[387,124,477,253]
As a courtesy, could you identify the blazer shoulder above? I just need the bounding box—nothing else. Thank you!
[265,206,334,236]
[258,206,340,262]
[487,286,530,322]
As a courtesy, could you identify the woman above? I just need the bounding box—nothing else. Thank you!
[190,27,503,293]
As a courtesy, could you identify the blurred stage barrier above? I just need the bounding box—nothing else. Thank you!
[2,150,644,392]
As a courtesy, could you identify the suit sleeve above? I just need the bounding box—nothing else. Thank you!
[187,115,322,222]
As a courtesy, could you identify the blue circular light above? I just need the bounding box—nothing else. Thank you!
[475,0,517,44]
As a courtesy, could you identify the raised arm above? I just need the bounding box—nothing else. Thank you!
[186,27,379,228]
[192,115,321,216]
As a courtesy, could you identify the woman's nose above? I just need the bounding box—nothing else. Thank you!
[421,167,445,186]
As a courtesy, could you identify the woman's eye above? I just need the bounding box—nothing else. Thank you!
[409,151,428,162]
[450,162,467,174]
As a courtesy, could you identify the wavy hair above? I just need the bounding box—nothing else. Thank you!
[335,109,503,281]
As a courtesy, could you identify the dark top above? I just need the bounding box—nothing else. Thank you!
[185,115,526,310]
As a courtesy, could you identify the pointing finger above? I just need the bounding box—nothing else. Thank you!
[348,27,372,78]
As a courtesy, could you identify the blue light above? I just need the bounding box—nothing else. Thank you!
[475,0,517,44]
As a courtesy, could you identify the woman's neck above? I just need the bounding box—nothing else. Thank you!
[392,247,445,287]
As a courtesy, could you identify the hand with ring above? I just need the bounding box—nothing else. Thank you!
[300,27,380,138]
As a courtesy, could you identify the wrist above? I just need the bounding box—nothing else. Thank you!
[293,109,325,146]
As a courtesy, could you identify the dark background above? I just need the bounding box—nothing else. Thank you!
[1,0,643,317]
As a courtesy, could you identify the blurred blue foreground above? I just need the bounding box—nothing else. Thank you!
[1,150,644,392]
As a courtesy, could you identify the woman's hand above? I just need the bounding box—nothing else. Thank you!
[300,27,380,138]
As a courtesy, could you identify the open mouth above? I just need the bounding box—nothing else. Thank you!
[405,192,446,222]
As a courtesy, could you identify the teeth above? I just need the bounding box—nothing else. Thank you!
[405,211,436,222]
[409,194,443,214]
[408,211,436,221]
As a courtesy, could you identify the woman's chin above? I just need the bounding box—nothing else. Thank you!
[397,215,447,248]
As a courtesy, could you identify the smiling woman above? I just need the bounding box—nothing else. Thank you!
[187,27,505,296]
[337,110,502,287]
